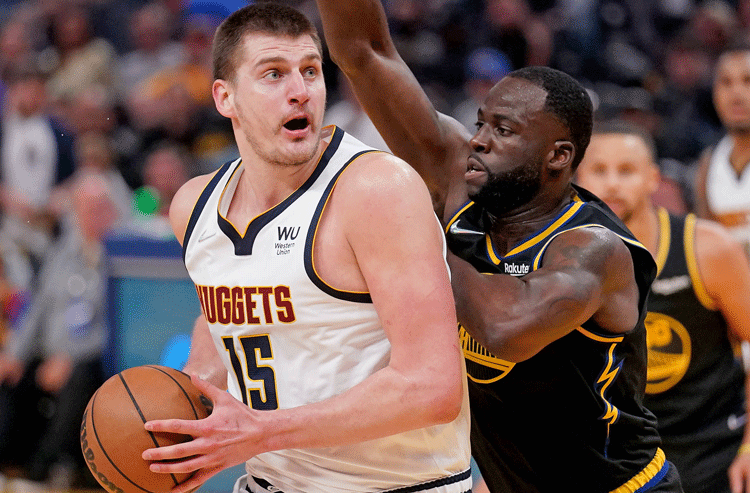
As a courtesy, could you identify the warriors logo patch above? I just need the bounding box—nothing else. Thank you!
[645,312,691,394]
[459,326,515,383]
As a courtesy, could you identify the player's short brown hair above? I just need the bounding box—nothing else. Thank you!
[212,2,323,82]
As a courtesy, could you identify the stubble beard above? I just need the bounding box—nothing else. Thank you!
[243,125,320,168]
[469,160,543,217]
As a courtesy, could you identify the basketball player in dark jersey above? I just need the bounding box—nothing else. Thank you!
[314,0,683,491]
[577,120,750,493]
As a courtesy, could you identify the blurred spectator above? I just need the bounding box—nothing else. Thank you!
[654,31,722,164]
[324,73,390,151]
[65,83,143,190]
[0,17,33,111]
[695,41,750,257]
[0,171,120,490]
[481,0,553,70]
[49,132,134,226]
[123,140,192,239]
[594,83,691,212]
[0,59,74,289]
[117,1,186,128]
[688,0,738,59]
[140,13,214,110]
[43,5,117,110]
[140,140,191,217]
[0,250,28,350]
[451,46,513,132]
[123,8,235,173]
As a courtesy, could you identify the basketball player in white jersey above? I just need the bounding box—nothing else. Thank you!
[695,42,750,257]
[139,3,471,493]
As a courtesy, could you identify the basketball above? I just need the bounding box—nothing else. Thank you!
[80,365,213,493]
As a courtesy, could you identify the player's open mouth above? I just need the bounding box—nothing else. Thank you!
[466,156,486,174]
[284,117,310,131]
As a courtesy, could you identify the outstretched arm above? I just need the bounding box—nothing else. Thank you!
[316,0,471,216]
[448,227,640,362]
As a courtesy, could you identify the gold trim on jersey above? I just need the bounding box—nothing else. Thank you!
[654,208,671,277]
[216,131,336,236]
[576,326,625,343]
[531,224,648,272]
[609,448,666,493]
[459,325,515,383]
[684,213,718,311]
[489,199,585,263]
[216,161,260,236]
[308,151,382,296]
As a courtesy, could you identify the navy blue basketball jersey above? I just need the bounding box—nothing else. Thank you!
[446,185,665,492]
[643,209,744,493]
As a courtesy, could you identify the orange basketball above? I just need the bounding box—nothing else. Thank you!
[80,365,213,493]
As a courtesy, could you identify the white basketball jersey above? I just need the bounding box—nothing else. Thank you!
[182,127,471,493]
[707,135,750,247]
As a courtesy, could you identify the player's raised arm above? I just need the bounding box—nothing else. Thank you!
[316,0,469,214]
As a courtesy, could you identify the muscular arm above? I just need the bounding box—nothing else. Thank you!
[448,227,640,362]
[144,154,465,491]
[316,0,470,216]
[695,220,750,493]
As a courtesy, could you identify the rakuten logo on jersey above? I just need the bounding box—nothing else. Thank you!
[504,263,529,276]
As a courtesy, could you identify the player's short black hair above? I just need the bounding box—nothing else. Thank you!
[720,37,750,57]
[592,120,657,162]
[508,66,593,170]
[213,2,322,81]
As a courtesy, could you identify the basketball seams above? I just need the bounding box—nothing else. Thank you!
[90,387,156,493]
[119,371,181,487]
[144,365,201,420]
[83,365,206,493]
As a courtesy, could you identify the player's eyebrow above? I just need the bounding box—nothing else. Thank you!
[256,53,322,67]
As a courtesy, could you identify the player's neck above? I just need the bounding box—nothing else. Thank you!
[486,193,574,255]
[729,132,750,175]
[227,134,331,228]
[625,204,659,257]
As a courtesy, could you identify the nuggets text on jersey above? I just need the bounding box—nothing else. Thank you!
[195,284,296,325]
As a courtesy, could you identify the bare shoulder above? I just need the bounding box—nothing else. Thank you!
[335,151,434,208]
[694,217,747,274]
[169,171,220,246]
[544,225,640,333]
[544,226,633,275]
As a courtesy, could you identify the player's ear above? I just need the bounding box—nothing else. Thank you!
[213,79,235,118]
[548,140,574,171]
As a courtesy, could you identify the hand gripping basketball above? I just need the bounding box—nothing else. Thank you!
[141,373,264,493]
[80,365,213,493]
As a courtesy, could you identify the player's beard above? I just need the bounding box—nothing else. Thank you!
[237,103,320,167]
[244,122,321,167]
[469,160,542,217]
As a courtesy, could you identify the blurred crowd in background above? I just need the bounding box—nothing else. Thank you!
[0,0,747,490]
